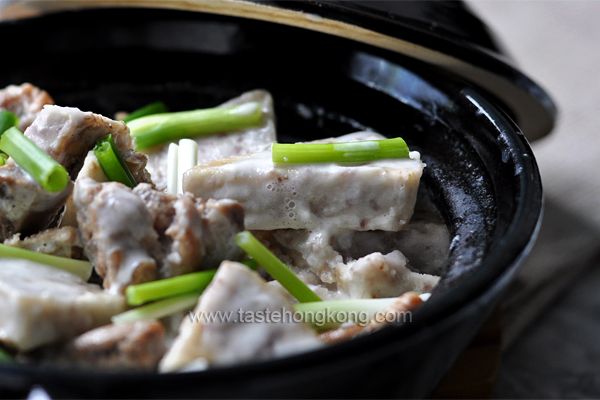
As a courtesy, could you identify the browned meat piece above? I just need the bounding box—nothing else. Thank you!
[24,105,133,178]
[133,184,177,233]
[318,292,423,344]
[0,161,73,241]
[133,184,245,277]
[75,179,244,292]
[74,178,159,294]
[317,325,364,344]
[121,149,153,186]
[162,196,244,277]
[369,292,423,328]
[0,83,54,131]
[4,226,83,258]
[49,321,166,370]
[162,194,207,277]
[60,149,153,228]
[193,198,245,271]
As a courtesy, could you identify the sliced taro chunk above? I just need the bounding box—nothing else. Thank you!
[184,132,424,232]
[160,261,322,372]
[0,105,135,240]
[0,161,73,240]
[0,259,126,352]
[25,105,133,179]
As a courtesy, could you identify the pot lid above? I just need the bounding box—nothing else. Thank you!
[0,0,556,141]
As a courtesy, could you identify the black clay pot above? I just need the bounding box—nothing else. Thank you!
[0,2,552,398]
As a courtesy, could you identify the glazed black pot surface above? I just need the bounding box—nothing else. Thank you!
[0,6,545,399]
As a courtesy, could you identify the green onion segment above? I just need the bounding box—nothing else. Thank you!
[166,142,179,195]
[272,137,410,164]
[0,243,93,280]
[126,269,217,306]
[235,231,322,303]
[128,102,263,150]
[126,258,259,307]
[0,127,69,192]
[176,139,198,195]
[0,110,16,166]
[240,258,259,271]
[121,101,168,123]
[112,292,200,324]
[0,110,19,134]
[94,134,137,188]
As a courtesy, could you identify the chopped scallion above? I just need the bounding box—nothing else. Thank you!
[94,134,137,188]
[166,142,179,195]
[240,258,259,271]
[272,137,410,164]
[0,111,18,166]
[0,243,93,280]
[235,231,321,303]
[0,110,19,134]
[128,102,263,150]
[177,139,198,195]
[121,101,168,123]
[126,259,258,307]
[0,127,69,192]
[112,292,200,324]
[126,269,217,306]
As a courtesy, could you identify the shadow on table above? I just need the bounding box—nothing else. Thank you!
[495,197,600,398]
[500,198,600,349]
